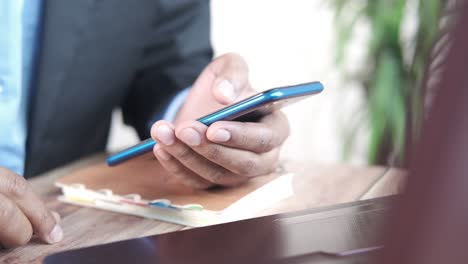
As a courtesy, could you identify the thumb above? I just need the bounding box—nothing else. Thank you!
[210,53,250,105]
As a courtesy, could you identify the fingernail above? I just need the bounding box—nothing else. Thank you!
[156,148,171,161]
[156,125,175,145]
[217,80,237,102]
[211,129,231,142]
[180,128,201,146]
[47,225,63,244]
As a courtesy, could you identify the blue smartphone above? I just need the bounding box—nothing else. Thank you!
[107,81,324,166]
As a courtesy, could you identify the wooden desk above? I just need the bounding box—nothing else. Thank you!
[0,155,406,263]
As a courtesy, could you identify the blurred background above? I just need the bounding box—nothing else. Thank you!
[108,0,445,167]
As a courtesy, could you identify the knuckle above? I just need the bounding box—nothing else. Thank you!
[258,129,275,152]
[168,162,185,176]
[175,147,192,161]
[6,174,29,199]
[205,145,222,161]
[237,123,249,147]
[237,159,258,177]
[0,199,15,221]
[0,200,33,247]
[38,210,54,231]
[207,169,226,185]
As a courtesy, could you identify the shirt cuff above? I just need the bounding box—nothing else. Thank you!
[146,88,190,132]
[162,87,190,122]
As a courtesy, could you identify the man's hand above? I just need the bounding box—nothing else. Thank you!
[0,168,62,248]
[151,53,290,189]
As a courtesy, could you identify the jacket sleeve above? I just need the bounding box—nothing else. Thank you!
[122,0,213,139]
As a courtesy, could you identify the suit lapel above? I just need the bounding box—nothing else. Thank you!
[25,0,96,174]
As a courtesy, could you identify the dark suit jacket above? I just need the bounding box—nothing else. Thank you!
[24,0,212,178]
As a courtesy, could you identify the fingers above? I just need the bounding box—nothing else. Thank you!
[206,111,290,153]
[52,211,61,223]
[152,119,280,188]
[173,53,255,124]
[152,121,249,187]
[0,168,62,245]
[0,193,32,248]
[195,53,252,105]
[175,121,280,177]
[153,146,213,189]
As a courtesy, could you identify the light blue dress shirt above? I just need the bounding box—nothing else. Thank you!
[160,88,190,122]
[0,1,188,176]
[0,0,41,175]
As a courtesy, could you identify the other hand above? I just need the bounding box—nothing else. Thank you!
[0,167,62,248]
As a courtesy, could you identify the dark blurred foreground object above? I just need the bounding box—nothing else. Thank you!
[44,197,393,264]
[379,0,468,263]
[45,1,468,263]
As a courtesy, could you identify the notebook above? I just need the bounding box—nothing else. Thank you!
[55,155,294,227]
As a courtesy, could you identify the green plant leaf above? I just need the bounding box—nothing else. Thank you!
[332,0,443,165]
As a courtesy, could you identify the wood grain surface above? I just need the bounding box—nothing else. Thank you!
[0,154,405,263]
